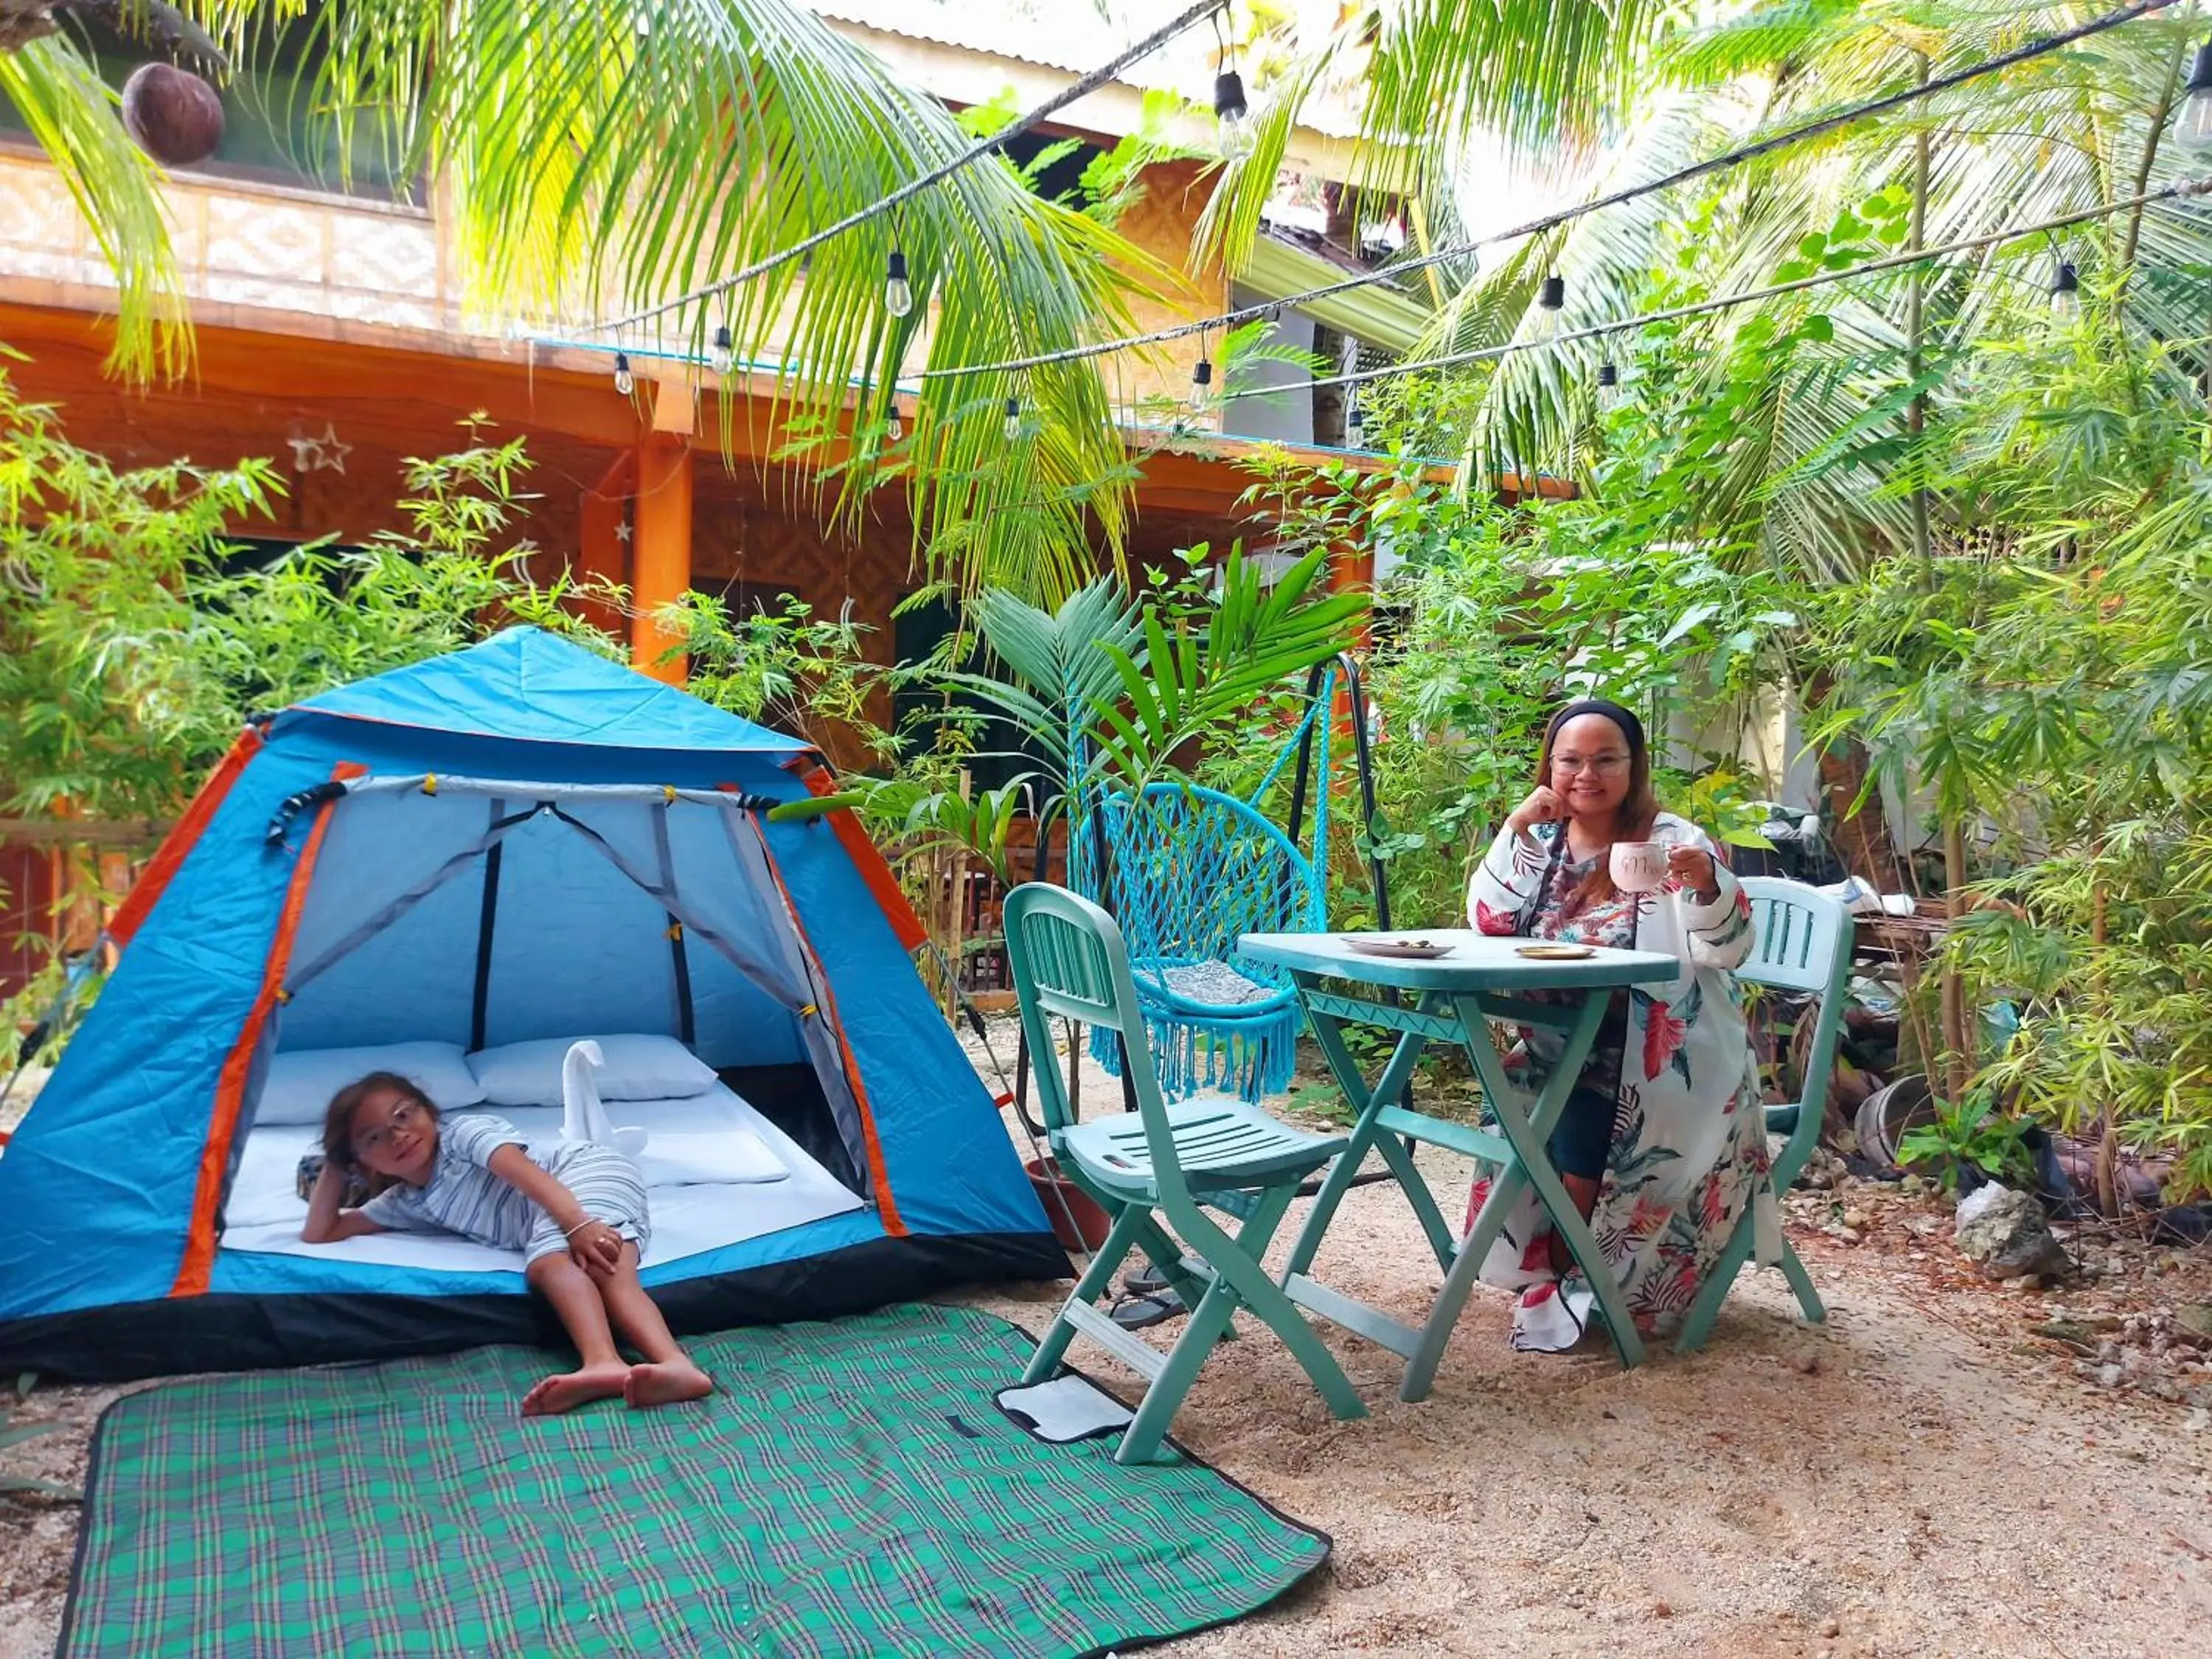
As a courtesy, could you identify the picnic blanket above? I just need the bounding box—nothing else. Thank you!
[59,1303,1327,1658]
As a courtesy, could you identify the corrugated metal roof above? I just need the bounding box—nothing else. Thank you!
[804,1,1364,139]
[804,1,1212,94]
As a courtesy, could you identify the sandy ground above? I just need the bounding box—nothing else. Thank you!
[4,1029,2210,1658]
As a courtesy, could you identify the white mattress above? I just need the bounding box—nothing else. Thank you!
[220,1080,866,1273]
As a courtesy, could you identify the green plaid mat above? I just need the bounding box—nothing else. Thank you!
[60,1303,1327,1658]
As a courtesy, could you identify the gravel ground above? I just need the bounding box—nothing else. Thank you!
[4,1026,2209,1658]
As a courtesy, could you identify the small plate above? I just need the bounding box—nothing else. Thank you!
[1515,942,1596,960]
[1346,936,1455,960]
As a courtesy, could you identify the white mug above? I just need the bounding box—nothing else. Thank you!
[1609,840,1667,894]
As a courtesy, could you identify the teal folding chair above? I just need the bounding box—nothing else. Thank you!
[1002,882,1368,1464]
[1675,876,1854,1352]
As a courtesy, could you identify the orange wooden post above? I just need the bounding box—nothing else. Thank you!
[577,449,636,638]
[631,434,693,683]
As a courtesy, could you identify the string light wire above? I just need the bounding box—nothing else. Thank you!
[1222,178,2212,403]
[917,0,2185,383]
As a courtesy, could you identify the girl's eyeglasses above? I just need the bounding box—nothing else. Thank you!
[354,1099,426,1159]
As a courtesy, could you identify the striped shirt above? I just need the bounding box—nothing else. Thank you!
[360,1114,566,1250]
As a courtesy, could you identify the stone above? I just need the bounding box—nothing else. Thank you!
[2178,1305,2212,1343]
[1820,1617,1842,1639]
[1954,1183,2070,1280]
[2099,1363,2126,1388]
[1843,1208,1870,1230]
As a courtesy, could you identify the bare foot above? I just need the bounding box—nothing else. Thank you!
[521,1361,633,1416]
[624,1359,714,1408]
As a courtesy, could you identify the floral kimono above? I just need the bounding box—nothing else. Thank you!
[1464,811,1778,1352]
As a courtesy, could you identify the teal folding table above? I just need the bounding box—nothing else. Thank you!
[1237,929,1680,1397]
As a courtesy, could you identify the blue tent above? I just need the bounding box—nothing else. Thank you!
[0,629,1063,1380]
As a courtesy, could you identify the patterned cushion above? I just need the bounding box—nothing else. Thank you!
[1159,961,1274,1006]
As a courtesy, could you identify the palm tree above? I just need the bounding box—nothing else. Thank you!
[1201,0,2212,580]
[0,0,1191,597]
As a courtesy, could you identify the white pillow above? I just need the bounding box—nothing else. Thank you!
[636,1130,787,1187]
[467,1034,718,1106]
[256,1041,487,1127]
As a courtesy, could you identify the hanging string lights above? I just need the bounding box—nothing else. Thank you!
[900,1,2176,394]
[2177,40,2212,151]
[592,0,1221,336]
[888,400,905,442]
[1597,361,1623,410]
[1531,274,1566,337]
[549,0,2194,450]
[708,325,734,376]
[613,352,635,396]
[2050,258,2081,317]
[1211,5,1252,159]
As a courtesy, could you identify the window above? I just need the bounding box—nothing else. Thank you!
[0,13,416,202]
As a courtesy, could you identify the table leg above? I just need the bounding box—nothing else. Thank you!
[1399,993,1646,1401]
[1282,987,1440,1281]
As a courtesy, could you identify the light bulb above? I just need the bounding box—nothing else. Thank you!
[1214,71,1253,160]
[2177,44,2212,153]
[613,352,635,396]
[1533,274,1565,337]
[2051,260,2080,319]
[1190,357,1214,417]
[1597,361,1623,410]
[885,249,914,318]
[1003,396,1023,442]
[709,325,734,376]
[1345,400,1366,449]
[887,401,905,442]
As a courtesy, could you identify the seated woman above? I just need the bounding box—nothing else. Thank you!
[1465,698,1772,1352]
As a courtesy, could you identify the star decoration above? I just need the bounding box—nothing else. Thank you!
[313,422,351,475]
[285,422,352,475]
[614,521,633,543]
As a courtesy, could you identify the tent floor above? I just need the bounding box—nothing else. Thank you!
[0,1230,1071,1382]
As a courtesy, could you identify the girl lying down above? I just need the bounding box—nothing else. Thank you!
[302,1071,714,1416]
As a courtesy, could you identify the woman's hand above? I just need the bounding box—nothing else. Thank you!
[1667,844,1720,901]
[1505,785,1566,839]
[566,1219,626,1279]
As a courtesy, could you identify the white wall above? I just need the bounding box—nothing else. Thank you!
[1220,285,1316,447]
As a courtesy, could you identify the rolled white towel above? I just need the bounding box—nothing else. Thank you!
[561,1040,647,1160]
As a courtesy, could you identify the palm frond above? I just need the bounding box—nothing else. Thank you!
[279,0,1187,602]
[0,35,187,382]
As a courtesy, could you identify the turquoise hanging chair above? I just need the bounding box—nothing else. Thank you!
[1073,663,1354,1102]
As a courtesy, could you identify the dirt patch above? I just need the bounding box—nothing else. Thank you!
[4,1026,2208,1657]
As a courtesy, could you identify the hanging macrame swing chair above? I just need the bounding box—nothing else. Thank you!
[1074,655,1391,1102]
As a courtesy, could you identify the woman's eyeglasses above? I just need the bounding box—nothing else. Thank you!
[1551,753,1631,776]
[354,1099,425,1160]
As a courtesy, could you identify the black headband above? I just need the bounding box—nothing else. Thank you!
[1550,698,1645,754]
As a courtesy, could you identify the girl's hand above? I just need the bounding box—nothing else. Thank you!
[1667,844,1719,900]
[1506,785,1565,839]
[566,1219,625,1279]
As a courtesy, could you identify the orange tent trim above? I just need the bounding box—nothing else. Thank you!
[170,761,361,1297]
[110,726,265,948]
[747,815,905,1238]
